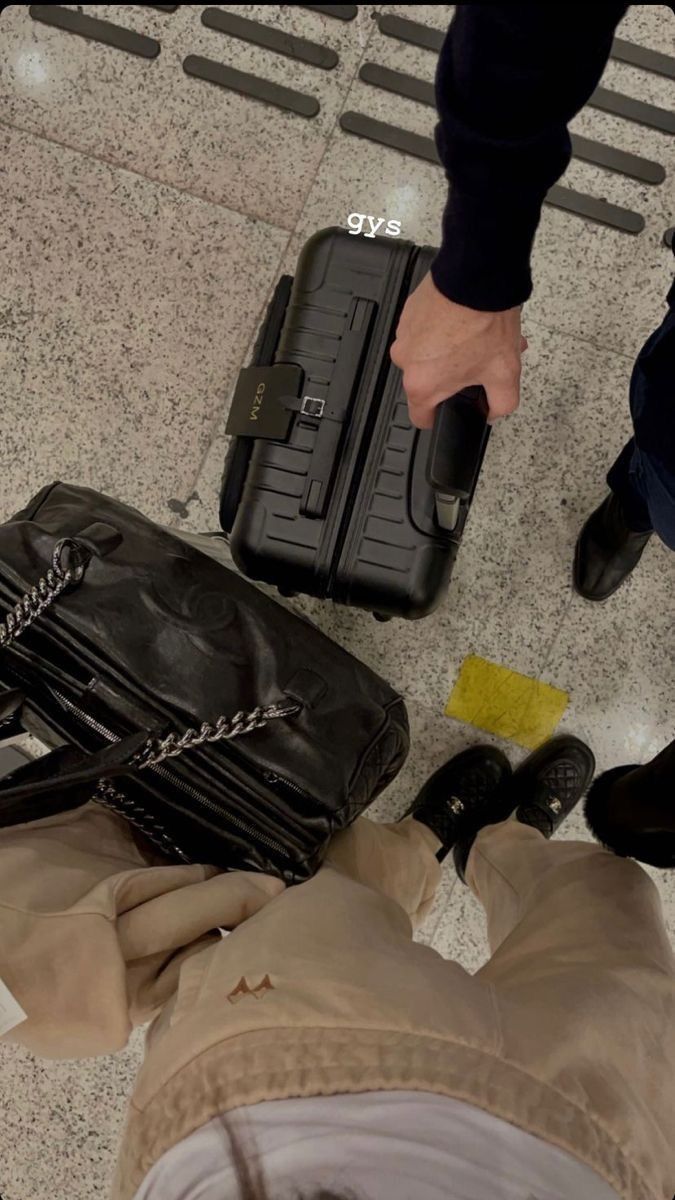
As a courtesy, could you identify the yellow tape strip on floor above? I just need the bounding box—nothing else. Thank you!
[445,655,569,750]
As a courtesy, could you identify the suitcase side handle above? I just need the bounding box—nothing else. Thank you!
[427,386,490,532]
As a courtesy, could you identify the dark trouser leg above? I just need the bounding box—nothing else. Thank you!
[607,286,675,549]
[606,437,653,532]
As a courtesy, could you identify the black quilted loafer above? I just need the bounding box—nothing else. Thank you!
[515,735,596,837]
[406,745,513,864]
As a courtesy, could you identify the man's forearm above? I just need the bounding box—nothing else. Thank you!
[432,3,628,311]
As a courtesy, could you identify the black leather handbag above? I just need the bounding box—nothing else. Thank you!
[0,483,409,881]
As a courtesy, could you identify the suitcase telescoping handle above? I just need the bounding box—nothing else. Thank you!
[427,385,490,533]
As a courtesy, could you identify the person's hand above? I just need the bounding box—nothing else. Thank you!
[390,272,527,429]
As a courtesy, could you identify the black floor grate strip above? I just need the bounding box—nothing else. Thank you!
[29,5,160,59]
[376,13,444,52]
[568,134,664,183]
[300,5,358,19]
[183,55,320,117]
[201,9,338,69]
[340,111,645,234]
[341,109,438,163]
[359,63,664,184]
[590,86,675,134]
[546,184,644,233]
[611,36,675,80]
[360,61,434,106]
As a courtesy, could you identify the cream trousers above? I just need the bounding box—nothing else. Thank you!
[0,800,673,1200]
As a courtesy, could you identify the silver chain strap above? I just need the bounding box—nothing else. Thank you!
[137,699,301,770]
[92,697,301,865]
[93,780,193,863]
[0,539,87,649]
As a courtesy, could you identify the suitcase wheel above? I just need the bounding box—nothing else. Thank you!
[373,612,392,623]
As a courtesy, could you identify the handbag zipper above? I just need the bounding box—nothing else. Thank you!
[148,763,289,855]
[50,692,121,743]
[263,771,310,799]
[48,689,290,856]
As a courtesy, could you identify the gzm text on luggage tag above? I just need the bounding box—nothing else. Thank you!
[346,213,402,238]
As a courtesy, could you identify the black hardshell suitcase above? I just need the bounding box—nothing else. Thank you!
[221,228,489,620]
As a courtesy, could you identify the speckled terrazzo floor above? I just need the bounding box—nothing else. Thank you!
[0,5,674,1198]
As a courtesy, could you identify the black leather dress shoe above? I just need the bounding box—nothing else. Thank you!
[405,746,513,866]
[574,492,652,602]
[514,735,596,837]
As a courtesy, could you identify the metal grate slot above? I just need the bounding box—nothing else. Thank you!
[341,109,438,163]
[376,13,444,52]
[339,111,645,234]
[545,185,644,234]
[611,37,675,80]
[360,61,434,106]
[201,8,338,69]
[590,86,675,134]
[569,134,664,184]
[359,63,664,184]
[29,5,160,58]
[300,5,358,19]
[183,55,320,117]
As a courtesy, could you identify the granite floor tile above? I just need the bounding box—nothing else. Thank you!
[0,1031,144,1200]
[0,125,288,523]
[650,867,675,946]
[617,2,675,46]
[0,3,378,228]
[530,199,672,364]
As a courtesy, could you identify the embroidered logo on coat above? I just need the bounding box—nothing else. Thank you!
[227,975,275,1004]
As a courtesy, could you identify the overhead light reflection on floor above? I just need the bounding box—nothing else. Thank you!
[15,50,49,86]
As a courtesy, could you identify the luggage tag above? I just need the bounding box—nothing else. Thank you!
[226,365,304,440]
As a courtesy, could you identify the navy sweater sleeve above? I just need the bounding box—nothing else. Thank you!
[432,3,628,311]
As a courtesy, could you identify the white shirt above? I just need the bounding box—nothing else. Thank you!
[134,1091,621,1200]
